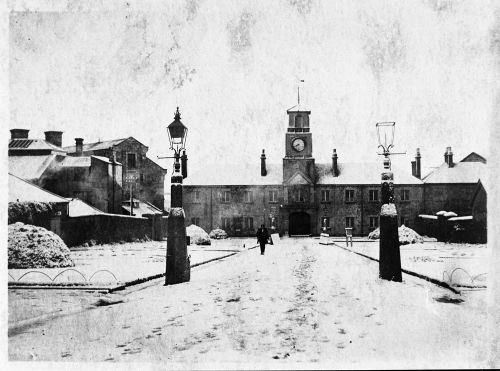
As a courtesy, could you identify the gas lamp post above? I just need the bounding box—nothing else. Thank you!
[164,107,190,285]
[376,122,402,282]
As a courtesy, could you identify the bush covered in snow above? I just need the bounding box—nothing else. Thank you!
[368,225,424,245]
[186,224,211,245]
[8,222,74,269]
[209,228,228,240]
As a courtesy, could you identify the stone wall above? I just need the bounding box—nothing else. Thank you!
[60,213,168,247]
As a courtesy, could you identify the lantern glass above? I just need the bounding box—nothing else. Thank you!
[167,108,188,151]
[376,122,395,152]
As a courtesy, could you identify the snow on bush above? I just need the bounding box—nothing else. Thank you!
[209,228,228,240]
[186,224,211,245]
[368,225,424,245]
[8,201,56,224]
[8,222,74,269]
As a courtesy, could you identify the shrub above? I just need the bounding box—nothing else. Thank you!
[8,222,74,269]
[186,224,211,245]
[8,201,56,225]
[209,228,228,240]
[368,225,424,245]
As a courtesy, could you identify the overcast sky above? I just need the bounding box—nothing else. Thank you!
[8,0,499,177]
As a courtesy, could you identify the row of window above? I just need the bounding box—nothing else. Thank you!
[191,189,411,203]
[190,216,410,230]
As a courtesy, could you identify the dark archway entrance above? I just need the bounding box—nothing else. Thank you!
[289,212,311,236]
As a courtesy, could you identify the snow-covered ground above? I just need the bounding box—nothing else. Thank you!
[9,238,489,368]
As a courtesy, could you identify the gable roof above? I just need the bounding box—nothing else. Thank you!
[460,152,487,164]
[9,173,69,204]
[316,162,422,185]
[285,171,313,185]
[422,161,487,184]
[8,154,59,180]
[9,138,66,154]
[68,198,104,216]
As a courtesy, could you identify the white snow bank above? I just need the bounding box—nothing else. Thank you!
[368,225,424,245]
[8,222,74,269]
[209,228,228,239]
[186,224,211,245]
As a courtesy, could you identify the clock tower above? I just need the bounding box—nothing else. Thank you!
[283,104,316,184]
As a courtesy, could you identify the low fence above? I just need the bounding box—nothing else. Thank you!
[59,214,168,247]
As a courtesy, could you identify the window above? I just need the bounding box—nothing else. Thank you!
[400,189,410,201]
[193,190,201,202]
[221,217,231,230]
[269,190,278,203]
[244,217,254,230]
[345,217,355,228]
[243,190,253,203]
[369,216,379,229]
[127,153,137,169]
[298,189,306,202]
[321,190,330,202]
[345,189,355,202]
[400,216,409,227]
[221,191,231,203]
[369,189,379,202]
[295,115,304,128]
[191,217,200,226]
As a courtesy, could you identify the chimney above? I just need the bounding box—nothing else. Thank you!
[44,131,63,147]
[75,138,83,156]
[445,146,454,168]
[261,149,267,176]
[181,150,188,179]
[332,149,339,177]
[10,129,29,139]
[411,161,417,177]
[415,148,421,178]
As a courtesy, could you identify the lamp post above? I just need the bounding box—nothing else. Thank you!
[376,122,402,282]
[165,107,190,285]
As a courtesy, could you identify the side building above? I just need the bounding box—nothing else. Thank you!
[64,137,168,210]
[183,104,424,237]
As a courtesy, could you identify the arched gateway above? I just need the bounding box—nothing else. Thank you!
[289,212,311,236]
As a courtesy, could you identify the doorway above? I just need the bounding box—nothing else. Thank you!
[289,212,311,236]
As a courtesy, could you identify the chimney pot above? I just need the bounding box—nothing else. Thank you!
[332,149,339,177]
[44,131,63,147]
[261,149,267,176]
[10,129,29,139]
[447,146,454,168]
[75,138,84,156]
[415,148,421,179]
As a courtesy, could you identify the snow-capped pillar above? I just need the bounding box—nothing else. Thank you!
[166,155,190,285]
[379,171,402,282]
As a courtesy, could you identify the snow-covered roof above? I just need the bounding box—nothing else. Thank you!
[184,161,421,186]
[286,103,311,113]
[422,161,487,184]
[184,163,283,186]
[63,137,129,153]
[59,156,91,167]
[67,198,104,216]
[8,154,58,181]
[8,173,69,204]
[122,199,163,216]
[316,162,422,185]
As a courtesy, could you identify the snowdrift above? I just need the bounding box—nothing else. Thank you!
[8,222,75,269]
[186,224,211,245]
[209,228,228,239]
[368,225,424,245]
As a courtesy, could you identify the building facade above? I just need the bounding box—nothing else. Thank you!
[64,137,168,210]
[183,105,425,236]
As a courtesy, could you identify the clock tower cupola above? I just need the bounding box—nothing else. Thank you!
[283,96,315,184]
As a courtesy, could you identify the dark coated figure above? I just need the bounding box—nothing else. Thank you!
[256,224,270,255]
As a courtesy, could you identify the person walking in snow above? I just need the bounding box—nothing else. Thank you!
[256,224,270,255]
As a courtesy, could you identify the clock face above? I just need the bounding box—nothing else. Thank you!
[292,138,305,152]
